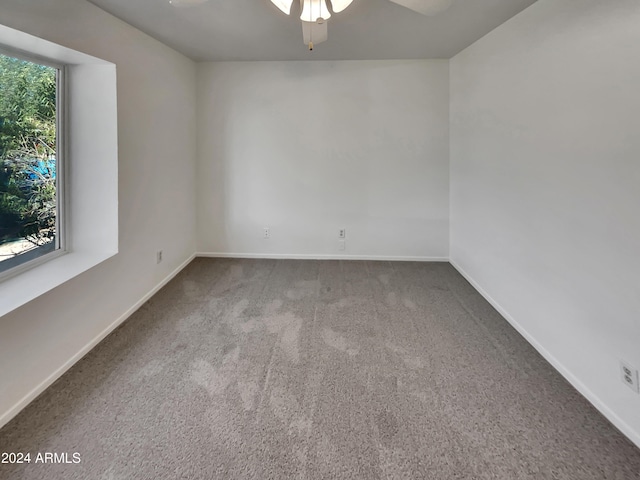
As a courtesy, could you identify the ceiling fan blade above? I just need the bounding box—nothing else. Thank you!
[387,0,455,16]
[270,0,295,15]
[169,0,209,7]
[330,0,355,13]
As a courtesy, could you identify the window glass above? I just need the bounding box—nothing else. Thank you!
[0,53,60,275]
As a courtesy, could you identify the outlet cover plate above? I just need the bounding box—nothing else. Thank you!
[620,360,639,393]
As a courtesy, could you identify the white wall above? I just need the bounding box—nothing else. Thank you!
[197,60,449,260]
[450,0,640,446]
[0,0,197,427]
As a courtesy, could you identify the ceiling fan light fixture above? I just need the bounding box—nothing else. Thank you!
[302,20,328,50]
[300,0,332,22]
[269,0,295,15]
[330,0,355,13]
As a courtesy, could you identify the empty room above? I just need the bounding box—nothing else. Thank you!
[0,0,639,478]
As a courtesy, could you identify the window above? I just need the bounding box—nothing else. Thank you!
[0,24,118,321]
[0,24,118,317]
[0,51,64,278]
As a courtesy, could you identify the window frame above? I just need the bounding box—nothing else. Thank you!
[0,46,67,282]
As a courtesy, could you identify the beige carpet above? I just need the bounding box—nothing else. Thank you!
[1,258,639,479]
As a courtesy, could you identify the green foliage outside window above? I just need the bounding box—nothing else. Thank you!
[0,53,57,250]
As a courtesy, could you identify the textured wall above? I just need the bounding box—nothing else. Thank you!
[196,60,449,260]
[0,0,197,427]
[450,0,640,446]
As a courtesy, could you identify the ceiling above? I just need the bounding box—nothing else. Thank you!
[86,0,538,61]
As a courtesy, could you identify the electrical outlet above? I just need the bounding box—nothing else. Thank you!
[338,240,346,251]
[156,250,163,264]
[263,227,271,239]
[339,228,346,239]
[620,361,639,393]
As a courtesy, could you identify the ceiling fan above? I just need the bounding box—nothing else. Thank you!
[272,0,455,50]
[169,0,456,50]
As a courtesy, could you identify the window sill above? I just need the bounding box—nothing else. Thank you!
[0,250,117,318]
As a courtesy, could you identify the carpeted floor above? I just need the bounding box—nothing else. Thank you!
[1,258,639,479]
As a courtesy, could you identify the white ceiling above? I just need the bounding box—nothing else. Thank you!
[86,0,538,61]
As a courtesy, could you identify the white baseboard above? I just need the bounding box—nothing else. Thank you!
[0,253,196,431]
[450,259,640,449]
[196,252,449,262]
